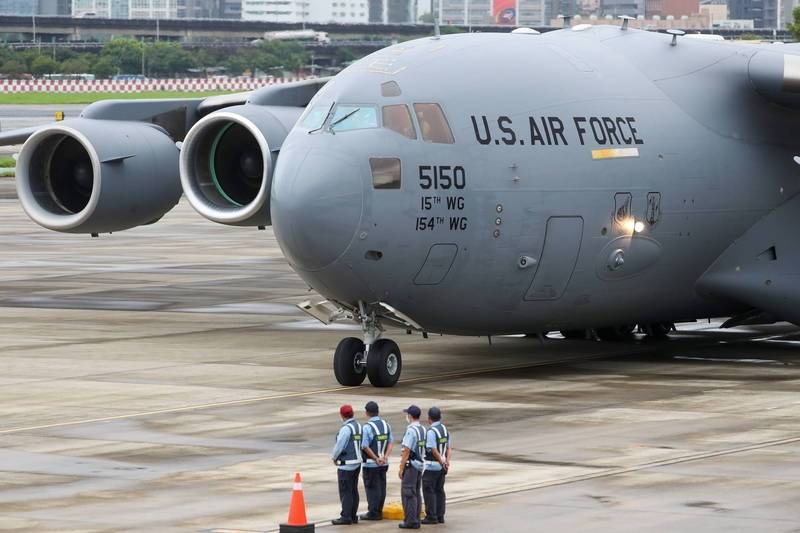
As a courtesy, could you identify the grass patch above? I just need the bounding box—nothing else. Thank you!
[0,90,239,105]
[0,157,14,168]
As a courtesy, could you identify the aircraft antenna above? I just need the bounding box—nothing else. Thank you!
[666,29,685,46]
[619,15,634,30]
[432,0,441,38]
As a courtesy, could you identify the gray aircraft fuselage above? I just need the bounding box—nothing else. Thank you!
[270,26,800,335]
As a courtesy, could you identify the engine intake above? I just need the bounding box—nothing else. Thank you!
[179,105,301,226]
[16,119,181,234]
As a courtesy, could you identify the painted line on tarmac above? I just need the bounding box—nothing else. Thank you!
[447,433,800,505]
[0,350,628,435]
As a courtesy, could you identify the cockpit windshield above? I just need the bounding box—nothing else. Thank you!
[300,105,330,131]
[329,105,379,132]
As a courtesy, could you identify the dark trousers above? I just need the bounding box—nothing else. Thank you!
[337,467,360,522]
[363,465,388,517]
[401,466,422,526]
[422,469,446,521]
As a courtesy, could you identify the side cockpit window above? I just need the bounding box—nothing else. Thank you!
[370,158,401,189]
[330,105,379,132]
[414,103,454,144]
[382,105,417,140]
[300,105,330,131]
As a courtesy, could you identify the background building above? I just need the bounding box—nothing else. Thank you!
[72,0,177,18]
[39,0,73,14]
[699,0,727,27]
[241,0,371,23]
[368,0,418,23]
[434,0,545,26]
[645,0,699,17]
[600,0,644,16]
[728,0,774,27]
[0,0,40,15]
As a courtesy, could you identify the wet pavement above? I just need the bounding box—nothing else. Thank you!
[0,200,799,532]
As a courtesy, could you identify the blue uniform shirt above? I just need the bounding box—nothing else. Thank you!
[331,418,361,471]
[425,421,451,472]
[401,421,425,471]
[362,416,394,468]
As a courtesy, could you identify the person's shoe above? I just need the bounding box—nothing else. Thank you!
[421,518,439,524]
[360,513,382,520]
[398,523,421,529]
[331,518,353,525]
[352,516,359,524]
[438,518,445,524]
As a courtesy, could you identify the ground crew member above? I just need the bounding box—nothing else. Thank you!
[398,404,426,529]
[360,400,394,521]
[422,406,452,525]
[331,404,362,526]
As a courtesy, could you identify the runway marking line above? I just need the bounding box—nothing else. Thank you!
[0,351,630,435]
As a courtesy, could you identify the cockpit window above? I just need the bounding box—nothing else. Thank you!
[414,103,455,144]
[382,105,417,140]
[300,105,330,131]
[330,105,379,132]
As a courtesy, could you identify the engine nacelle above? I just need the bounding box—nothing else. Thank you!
[16,119,181,234]
[179,105,302,226]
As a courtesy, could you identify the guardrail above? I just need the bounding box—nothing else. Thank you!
[0,76,312,93]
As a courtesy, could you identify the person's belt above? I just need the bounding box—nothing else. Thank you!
[336,459,362,466]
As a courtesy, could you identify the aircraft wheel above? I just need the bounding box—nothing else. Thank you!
[596,324,636,341]
[333,337,367,386]
[643,322,672,340]
[560,329,586,340]
[366,338,402,388]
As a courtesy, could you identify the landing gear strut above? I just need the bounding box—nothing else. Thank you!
[332,303,403,388]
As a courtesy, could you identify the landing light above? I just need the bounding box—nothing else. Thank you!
[621,217,645,234]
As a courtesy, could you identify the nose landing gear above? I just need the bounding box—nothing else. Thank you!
[332,304,403,388]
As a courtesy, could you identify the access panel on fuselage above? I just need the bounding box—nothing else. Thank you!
[524,217,583,301]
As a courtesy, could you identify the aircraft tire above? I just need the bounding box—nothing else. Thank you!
[366,338,402,388]
[596,324,636,341]
[333,337,367,386]
[643,322,672,340]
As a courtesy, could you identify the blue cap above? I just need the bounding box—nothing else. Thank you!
[428,406,442,421]
[365,401,379,414]
[403,405,421,418]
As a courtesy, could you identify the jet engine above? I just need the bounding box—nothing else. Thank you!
[179,105,302,227]
[15,119,181,234]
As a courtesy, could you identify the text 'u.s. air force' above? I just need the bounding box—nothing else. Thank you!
[470,115,644,146]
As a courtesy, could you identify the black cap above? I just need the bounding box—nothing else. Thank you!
[365,401,379,414]
[428,406,442,421]
[403,405,421,418]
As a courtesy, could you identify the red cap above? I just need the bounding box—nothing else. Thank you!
[340,404,354,418]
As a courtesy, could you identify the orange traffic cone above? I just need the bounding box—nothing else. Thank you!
[279,472,314,533]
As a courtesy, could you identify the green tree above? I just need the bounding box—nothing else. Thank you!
[101,38,144,74]
[92,56,116,79]
[334,47,357,66]
[60,56,92,74]
[788,6,800,40]
[145,42,195,77]
[30,55,59,77]
[0,59,25,79]
[262,41,308,72]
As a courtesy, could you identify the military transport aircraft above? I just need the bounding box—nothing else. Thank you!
[3,24,800,388]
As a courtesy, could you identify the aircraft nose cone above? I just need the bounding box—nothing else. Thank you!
[271,147,364,271]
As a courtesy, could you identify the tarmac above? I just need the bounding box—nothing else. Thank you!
[0,107,799,532]
[0,197,799,532]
